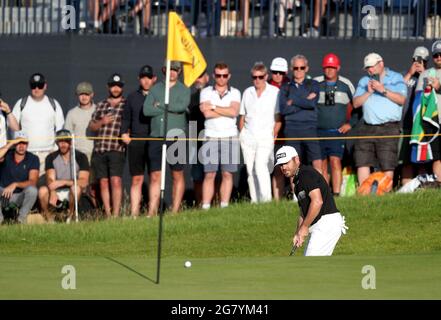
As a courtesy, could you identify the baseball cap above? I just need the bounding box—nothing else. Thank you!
[413,46,429,61]
[29,73,46,85]
[363,53,383,69]
[432,40,441,55]
[107,73,124,87]
[76,82,94,95]
[274,146,298,167]
[14,131,29,142]
[270,57,288,73]
[139,65,154,78]
[55,129,72,142]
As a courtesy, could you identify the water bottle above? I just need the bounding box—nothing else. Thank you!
[371,180,379,195]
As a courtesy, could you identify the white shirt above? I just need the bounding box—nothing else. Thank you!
[240,84,279,140]
[12,95,65,152]
[200,86,241,138]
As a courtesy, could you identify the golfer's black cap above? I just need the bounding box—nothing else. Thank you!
[107,73,124,87]
[139,65,154,78]
[55,129,72,142]
[29,73,46,85]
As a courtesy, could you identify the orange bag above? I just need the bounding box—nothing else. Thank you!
[357,172,393,195]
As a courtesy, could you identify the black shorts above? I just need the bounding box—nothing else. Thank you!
[128,140,149,176]
[148,140,184,173]
[91,151,126,179]
[354,122,400,171]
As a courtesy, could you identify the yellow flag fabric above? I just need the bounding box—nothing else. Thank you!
[167,12,207,87]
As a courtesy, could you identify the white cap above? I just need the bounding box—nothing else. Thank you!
[363,53,383,69]
[274,146,298,167]
[270,57,288,73]
[413,46,429,60]
[14,131,28,141]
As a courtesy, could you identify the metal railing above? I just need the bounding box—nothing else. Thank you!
[0,0,439,40]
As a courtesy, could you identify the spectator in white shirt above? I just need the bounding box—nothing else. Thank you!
[12,73,65,177]
[199,62,241,209]
[239,62,280,203]
[0,97,19,147]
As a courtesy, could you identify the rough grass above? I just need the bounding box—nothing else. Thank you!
[1,189,441,257]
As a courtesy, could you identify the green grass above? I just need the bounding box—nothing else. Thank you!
[1,189,441,299]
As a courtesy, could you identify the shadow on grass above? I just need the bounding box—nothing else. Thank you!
[105,257,156,284]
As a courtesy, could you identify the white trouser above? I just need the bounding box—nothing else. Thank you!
[240,129,274,203]
[304,212,348,256]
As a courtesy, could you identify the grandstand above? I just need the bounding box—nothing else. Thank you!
[0,0,439,40]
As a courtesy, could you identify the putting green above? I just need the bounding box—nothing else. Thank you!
[1,253,440,299]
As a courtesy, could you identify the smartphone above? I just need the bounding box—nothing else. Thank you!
[370,74,380,82]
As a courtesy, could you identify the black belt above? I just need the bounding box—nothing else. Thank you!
[364,121,400,126]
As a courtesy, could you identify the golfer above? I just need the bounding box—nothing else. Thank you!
[275,146,348,256]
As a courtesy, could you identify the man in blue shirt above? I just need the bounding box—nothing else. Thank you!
[0,131,39,224]
[353,53,407,186]
[279,54,322,174]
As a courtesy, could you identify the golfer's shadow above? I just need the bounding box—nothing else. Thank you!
[105,257,156,284]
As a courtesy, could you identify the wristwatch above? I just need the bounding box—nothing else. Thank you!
[382,88,388,96]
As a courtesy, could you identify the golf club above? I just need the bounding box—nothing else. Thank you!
[289,244,297,256]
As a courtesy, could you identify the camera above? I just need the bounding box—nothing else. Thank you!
[55,199,69,212]
[325,89,336,106]
[413,56,425,64]
[1,197,19,222]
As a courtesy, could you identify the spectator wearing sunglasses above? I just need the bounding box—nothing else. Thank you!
[121,65,156,219]
[415,41,441,182]
[88,73,126,218]
[268,57,289,201]
[199,62,241,210]
[399,47,429,186]
[313,53,356,196]
[11,73,65,178]
[239,62,279,203]
[278,55,322,174]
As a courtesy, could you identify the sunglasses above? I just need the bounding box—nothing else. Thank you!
[433,53,441,59]
[252,75,266,80]
[293,66,307,71]
[109,82,124,88]
[214,74,229,79]
[271,71,286,75]
[30,83,45,90]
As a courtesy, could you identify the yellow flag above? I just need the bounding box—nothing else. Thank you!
[167,12,207,87]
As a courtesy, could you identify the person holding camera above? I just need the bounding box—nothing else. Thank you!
[415,41,441,183]
[353,53,407,186]
[314,53,356,196]
[88,73,126,218]
[0,131,39,225]
[399,47,430,186]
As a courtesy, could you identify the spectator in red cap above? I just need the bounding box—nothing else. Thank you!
[313,53,357,195]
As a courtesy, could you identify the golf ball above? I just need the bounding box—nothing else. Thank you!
[184,261,192,268]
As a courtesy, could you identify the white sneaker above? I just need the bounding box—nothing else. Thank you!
[66,217,71,224]
[302,27,319,38]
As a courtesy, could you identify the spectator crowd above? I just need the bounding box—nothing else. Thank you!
[2,39,441,225]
